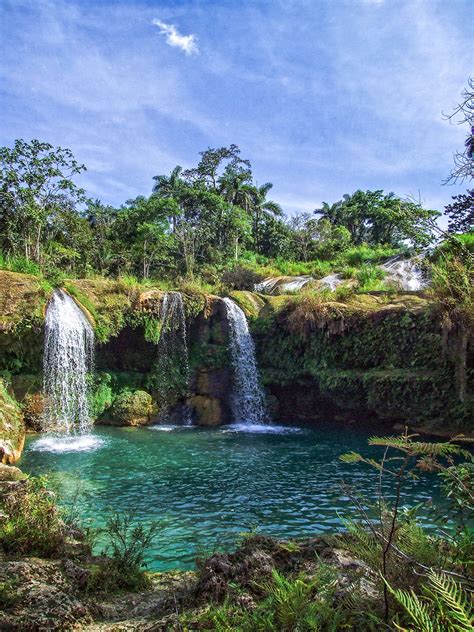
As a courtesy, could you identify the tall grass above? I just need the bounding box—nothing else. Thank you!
[0,252,41,276]
[356,264,389,292]
[337,244,400,267]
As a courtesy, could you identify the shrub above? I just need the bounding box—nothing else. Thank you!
[221,266,263,291]
[0,476,66,557]
[90,373,113,419]
[356,264,388,292]
[335,244,400,267]
[89,513,159,592]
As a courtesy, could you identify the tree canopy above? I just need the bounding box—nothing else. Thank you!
[0,139,447,281]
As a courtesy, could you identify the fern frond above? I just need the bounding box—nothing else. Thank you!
[387,583,437,632]
[339,451,364,463]
[371,436,461,455]
[425,570,474,631]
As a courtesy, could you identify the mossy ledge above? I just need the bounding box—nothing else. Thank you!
[0,270,472,435]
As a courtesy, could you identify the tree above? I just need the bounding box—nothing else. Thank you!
[288,212,319,262]
[444,78,474,184]
[112,196,171,279]
[444,189,474,234]
[86,200,119,274]
[182,144,251,191]
[152,166,184,232]
[316,190,438,248]
[249,182,283,253]
[0,139,86,262]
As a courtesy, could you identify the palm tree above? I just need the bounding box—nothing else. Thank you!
[152,166,184,232]
[250,182,282,253]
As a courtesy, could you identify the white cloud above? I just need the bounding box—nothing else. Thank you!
[152,19,198,55]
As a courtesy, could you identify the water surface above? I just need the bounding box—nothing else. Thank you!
[21,423,442,571]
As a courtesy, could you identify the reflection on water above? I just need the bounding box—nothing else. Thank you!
[21,423,442,571]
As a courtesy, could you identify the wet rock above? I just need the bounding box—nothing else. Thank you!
[190,394,222,426]
[22,392,45,431]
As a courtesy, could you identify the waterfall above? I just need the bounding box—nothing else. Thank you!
[381,255,427,291]
[42,289,94,434]
[154,292,191,423]
[223,298,266,425]
[255,276,312,295]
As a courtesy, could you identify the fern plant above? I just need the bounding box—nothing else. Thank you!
[339,431,474,621]
[388,569,473,632]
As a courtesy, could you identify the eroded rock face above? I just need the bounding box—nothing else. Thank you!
[0,379,25,464]
[190,393,223,427]
[188,298,233,426]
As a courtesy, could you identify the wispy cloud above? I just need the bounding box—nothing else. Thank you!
[152,19,198,55]
[0,0,472,215]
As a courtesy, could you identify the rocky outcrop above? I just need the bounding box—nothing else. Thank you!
[100,389,155,426]
[188,297,233,426]
[0,379,25,463]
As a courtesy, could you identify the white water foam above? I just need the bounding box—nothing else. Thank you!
[30,435,105,453]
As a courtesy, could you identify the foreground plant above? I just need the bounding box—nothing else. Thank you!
[0,475,67,557]
[89,513,160,592]
[388,569,473,631]
[340,431,474,622]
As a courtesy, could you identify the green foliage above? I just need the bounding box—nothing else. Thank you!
[0,137,439,284]
[0,252,41,275]
[0,476,66,557]
[338,243,401,266]
[429,256,472,313]
[388,570,473,632]
[339,432,474,621]
[90,513,159,592]
[356,264,389,292]
[0,139,87,268]
[189,565,360,632]
[89,372,113,418]
[316,190,438,248]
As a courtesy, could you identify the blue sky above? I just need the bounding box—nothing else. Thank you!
[1,0,472,223]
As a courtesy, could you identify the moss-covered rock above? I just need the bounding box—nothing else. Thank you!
[102,389,154,426]
[0,379,25,463]
[254,295,473,432]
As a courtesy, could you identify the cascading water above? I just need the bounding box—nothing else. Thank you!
[254,276,312,294]
[381,255,427,291]
[223,297,266,425]
[154,292,191,424]
[42,289,94,434]
[318,273,343,290]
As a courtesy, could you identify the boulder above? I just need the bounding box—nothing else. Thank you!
[101,390,154,426]
[190,394,223,426]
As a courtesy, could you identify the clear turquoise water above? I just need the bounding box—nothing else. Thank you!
[20,423,442,571]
